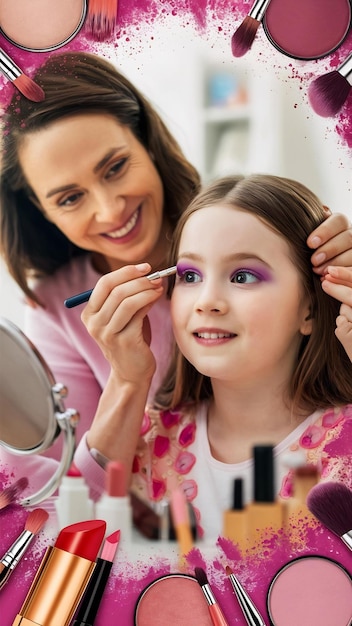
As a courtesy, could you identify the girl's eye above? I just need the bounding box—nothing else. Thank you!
[178,269,202,284]
[105,158,128,179]
[231,270,260,284]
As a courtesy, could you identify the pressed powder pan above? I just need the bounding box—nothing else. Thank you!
[263,0,351,60]
[0,0,87,52]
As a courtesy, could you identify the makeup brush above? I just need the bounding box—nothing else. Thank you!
[86,0,118,40]
[231,0,272,57]
[170,487,194,565]
[308,53,352,117]
[0,48,45,102]
[225,565,266,626]
[0,477,29,511]
[64,265,177,308]
[306,481,352,550]
[194,567,230,626]
[73,530,120,626]
[0,508,49,589]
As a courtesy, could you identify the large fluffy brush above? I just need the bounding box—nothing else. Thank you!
[0,508,49,589]
[0,48,45,102]
[0,477,29,511]
[86,0,118,40]
[308,53,352,117]
[307,481,352,550]
[231,0,272,57]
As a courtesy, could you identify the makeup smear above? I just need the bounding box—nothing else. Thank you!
[0,0,87,52]
[267,555,352,626]
[134,574,214,625]
[263,0,351,60]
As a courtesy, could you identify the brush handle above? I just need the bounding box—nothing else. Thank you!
[0,47,21,80]
[0,529,35,569]
[228,574,266,626]
[339,53,352,82]
[342,530,352,551]
[248,0,272,21]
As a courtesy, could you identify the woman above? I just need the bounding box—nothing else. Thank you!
[0,51,351,497]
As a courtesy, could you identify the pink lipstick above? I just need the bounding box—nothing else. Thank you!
[12,519,106,626]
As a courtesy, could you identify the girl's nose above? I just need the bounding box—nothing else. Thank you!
[195,283,229,314]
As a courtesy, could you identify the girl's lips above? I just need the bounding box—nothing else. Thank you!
[193,329,236,345]
[102,206,141,241]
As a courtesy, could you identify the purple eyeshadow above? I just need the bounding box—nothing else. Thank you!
[176,263,202,277]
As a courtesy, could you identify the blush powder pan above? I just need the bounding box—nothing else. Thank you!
[267,555,352,626]
[263,0,351,60]
[134,574,214,626]
[0,0,87,52]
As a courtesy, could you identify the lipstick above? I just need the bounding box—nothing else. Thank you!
[95,461,132,543]
[12,519,106,626]
[246,445,284,544]
[73,530,120,626]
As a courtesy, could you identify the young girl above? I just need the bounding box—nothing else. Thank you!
[109,174,352,539]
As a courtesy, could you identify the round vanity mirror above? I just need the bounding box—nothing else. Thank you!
[0,316,79,505]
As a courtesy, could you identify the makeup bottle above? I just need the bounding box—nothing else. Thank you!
[283,463,319,530]
[222,478,248,552]
[55,462,94,529]
[247,445,284,544]
[95,460,132,543]
[12,519,106,626]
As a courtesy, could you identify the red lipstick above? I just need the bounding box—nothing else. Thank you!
[12,519,106,626]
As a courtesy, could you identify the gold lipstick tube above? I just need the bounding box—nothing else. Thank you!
[12,546,95,626]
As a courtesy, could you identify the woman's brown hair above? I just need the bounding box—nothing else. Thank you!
[155,174,352,415]
[0,51,201,303]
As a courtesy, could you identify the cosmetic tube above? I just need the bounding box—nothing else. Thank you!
[247,445,284,544]
[55,462,94,529]
[12,519,106,626]
[222,478,248,551]
[95,461,132,542]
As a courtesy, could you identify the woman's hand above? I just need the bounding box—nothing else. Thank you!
[81,263,164,466]
[322,266,352,361]
[81,263,163,384]
[307,211,352,275]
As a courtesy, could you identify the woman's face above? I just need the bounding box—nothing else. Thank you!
[18,113,167,271]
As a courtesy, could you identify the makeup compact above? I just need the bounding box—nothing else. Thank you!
[0,0,87,52]
[134,574,214,626]
[262,0,351,60]
[267,555,352,626]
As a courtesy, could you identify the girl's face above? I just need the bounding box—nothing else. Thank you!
[18,113,167,271]
[171,205,312,390]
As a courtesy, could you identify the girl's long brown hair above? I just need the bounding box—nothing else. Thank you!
[155,174,352,415]
[0,52,201,303]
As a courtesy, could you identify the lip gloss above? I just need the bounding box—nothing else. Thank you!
[12,519,106,626]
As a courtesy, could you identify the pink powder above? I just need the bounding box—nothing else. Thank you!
[267,556,352,625]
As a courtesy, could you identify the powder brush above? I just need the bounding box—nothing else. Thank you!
[0,48,45,102]
[231,0,272,57]
[308,52,352,117]
[0,477,29,511]
[86,0,118,40]
[306,481,352,550]
[0,508,49,589]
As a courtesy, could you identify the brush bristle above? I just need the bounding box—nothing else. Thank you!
[0,477,29,509]
[231,16,260,57]
[86,0,118,40]
[307,481,352,536]
[25,508,49,535]
[12,74,45,103]
[194,566,209,587]
[308,71,351,117]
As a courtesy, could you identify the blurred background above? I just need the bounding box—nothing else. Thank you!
[1,20,351,327]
